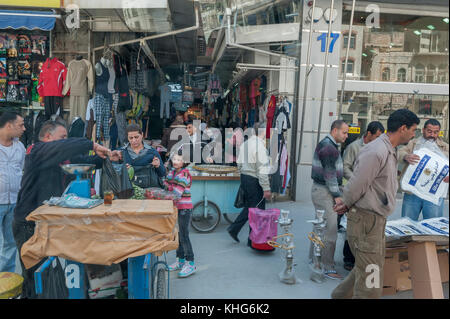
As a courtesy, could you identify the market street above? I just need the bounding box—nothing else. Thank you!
[167,198,449,299]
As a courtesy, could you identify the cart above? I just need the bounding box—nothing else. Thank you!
[22,199,177,299]
[190,174,241,232]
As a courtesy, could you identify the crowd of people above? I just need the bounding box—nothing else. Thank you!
[0,107,448,299]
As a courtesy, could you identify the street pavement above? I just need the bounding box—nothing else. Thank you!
[167,198,449,299]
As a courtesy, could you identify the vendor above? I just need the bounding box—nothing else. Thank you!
[116,124,166,188]
[12,120,115,299]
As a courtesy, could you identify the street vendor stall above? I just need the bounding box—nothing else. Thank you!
[189,165,241,233]
[21,199,178,299]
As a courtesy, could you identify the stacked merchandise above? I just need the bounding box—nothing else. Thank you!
[0,32,48,107]
[385,217,449,237]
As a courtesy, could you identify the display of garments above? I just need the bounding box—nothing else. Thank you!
[0,79,7,101]
[274,106,291,133]
[94,61,109,96]
[113,93,127,147]
[85,99,95,141]
[69,95,89,124]
[18,79,30,103]
[249,77,261,108]
[265,95,277,139]
[43,96,62,119]
[248,108,256,128]
[37,57,67,97]
[159,84,171,119]
[260,75,267,104]
[6,80,19,102]
[62,59,94,97]
[94,93,110,140]
[115,54,132,113]
[107,64,116,94]
[31,35,48,56]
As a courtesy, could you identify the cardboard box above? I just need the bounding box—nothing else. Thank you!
[438,250,449,283]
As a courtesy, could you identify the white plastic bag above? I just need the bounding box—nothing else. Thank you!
[401,148,449,205]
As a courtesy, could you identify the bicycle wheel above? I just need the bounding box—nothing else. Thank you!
[191,201,221,233]
[152,264,167,299]
[223,213,238,224]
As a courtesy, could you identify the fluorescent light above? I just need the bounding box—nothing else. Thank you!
[443,18,449,24]
[413,30,421,36]
[362,53,368,57]
[427,25,435,30]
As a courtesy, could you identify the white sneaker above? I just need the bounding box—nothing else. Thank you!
[178,262,196,278]
[168,259,184,271]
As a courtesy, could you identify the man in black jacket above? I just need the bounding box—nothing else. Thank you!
[12,120,113,298]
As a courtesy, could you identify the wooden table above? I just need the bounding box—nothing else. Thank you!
[386,235,449,299]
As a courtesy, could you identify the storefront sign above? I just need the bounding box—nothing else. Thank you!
[348,127,360,134]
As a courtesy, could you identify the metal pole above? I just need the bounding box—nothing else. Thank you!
[316,0,336,147]
[338,0,356,119]
[296,0,316,165]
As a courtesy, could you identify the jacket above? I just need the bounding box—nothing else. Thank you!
[62,59,94,96]
[237,135,271,191]
[120,143,166,178]
[37,58,67,97]
[14,138,102,223]
[397,136,449,194]
[343,137,365,180]
[343,134,398,218]
[0,139,26,204]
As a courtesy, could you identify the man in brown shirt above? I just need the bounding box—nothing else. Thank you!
[332,109,419,299]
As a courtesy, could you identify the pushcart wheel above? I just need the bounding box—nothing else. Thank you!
[191,201,221,233]
[152,264,167,299]
[223,213,238,224]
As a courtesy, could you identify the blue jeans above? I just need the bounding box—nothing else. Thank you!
[401,193,445,221]
[0,204,17,272]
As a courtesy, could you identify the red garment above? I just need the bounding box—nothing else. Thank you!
[239,84,248,109]
[37,57,67,97]
[266,95,277,138]
[249,77,261,108]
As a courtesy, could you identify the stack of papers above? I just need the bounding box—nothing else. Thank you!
[385,217,449,237]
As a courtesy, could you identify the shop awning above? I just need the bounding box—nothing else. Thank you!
[0,10,57,31]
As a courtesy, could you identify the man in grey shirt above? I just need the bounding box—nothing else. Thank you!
[0,112,25,272]
[332,109,419,299]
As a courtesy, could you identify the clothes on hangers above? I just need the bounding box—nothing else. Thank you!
[249,77,261,108]
[265,95,277,139]
[94,93,110,141]
[37,57,67,97]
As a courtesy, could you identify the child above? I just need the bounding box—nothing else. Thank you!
[165,152,196,277]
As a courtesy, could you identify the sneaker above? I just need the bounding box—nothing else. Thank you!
[168,259,184,271]
[178,262,196,278]
[323,269,343,280]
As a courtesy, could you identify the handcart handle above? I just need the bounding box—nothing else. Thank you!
[34,256,56,295]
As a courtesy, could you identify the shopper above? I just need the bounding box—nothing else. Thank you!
[118,124,166,188]
[183,120,214,164]
[310,120,348,280]
[227,123,271,244]
[165,151,196,277]
[161,113,186,158]
[332,109,420,299]
[398,119,449,220]
[12,120,113,298]
[341,121,384,271]
[0,112,25,273]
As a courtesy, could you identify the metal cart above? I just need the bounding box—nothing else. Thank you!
[190,175,241,232]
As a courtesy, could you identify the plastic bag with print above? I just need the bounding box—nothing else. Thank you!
[401,148,449,205]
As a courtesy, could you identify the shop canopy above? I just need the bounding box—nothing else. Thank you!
[0,10,56,31]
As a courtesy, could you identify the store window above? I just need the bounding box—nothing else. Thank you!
[397,68,407,82]
[415,64,425,83]
[340,12,449,84]
[382,67,390,81]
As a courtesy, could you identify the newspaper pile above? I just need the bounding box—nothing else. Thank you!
[385,217,449,238]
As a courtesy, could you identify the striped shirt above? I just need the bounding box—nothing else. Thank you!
[311,134,343,198]
[164,168,193,210]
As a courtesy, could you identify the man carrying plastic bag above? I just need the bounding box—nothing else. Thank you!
[398,119,449,221]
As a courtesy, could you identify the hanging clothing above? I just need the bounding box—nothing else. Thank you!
[249,77,261,108]
[94,61,110,97]
[94,93,110,140]
[85,99,95,141]
[159,84,171,119]
[37,57,67,97]
[265,95,277,139]
[107,64,116,94]
[68,95,89,123]
[62,59,94,97]
[44,96,62,120]
[68,117,85,138]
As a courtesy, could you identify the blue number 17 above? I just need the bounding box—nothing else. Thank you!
[318,33,340,53]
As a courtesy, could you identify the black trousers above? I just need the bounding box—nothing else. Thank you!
[227,174,265,238]
[12,219,44,299]
[176,209,194,262]
[44,96,63,120]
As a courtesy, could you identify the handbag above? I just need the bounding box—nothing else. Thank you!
[234,185,245,208]
[132,164,163,189]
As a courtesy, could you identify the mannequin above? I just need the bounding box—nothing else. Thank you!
[62,54,94,124]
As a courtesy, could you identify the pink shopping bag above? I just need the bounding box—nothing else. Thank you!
[248,208,281,244]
